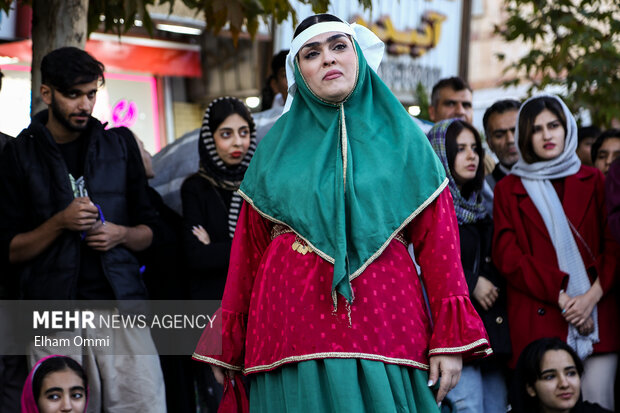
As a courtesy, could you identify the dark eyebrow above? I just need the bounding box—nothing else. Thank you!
[64,88,97,96]
[492,127,515,134]
[300,34,347,51]
[44,387,63,395]
[45,385,85,394]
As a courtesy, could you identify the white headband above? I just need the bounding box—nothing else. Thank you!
[283,19,384,113]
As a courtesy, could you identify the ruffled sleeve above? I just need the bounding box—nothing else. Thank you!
[408,188,491,361]
[193,201,272,369]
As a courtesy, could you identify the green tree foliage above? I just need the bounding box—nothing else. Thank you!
[414,81,430,122]
[495,0,620,127]
[0,0,372,43]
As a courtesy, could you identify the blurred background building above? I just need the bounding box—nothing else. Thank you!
[0,0,533,153]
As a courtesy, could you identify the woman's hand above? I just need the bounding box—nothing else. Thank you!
[559,290,594,333]
[192,225,211,245]
[211,365,235,385]
[428,354,462,406]
[561,280,602,327]
[472,277,499,311]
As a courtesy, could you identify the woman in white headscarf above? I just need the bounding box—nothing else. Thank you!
[492,94,619,411]
[193,13,490,412]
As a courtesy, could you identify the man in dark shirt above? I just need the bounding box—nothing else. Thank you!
[480,99,521,215]
[0,47,165,412]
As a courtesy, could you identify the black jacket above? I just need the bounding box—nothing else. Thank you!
[181,174,233,300]
[0,132,11,154]
[459,217,512,359]
[0,112,156,300]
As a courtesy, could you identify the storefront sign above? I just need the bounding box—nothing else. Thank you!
[377,56,442,98]
[354,12,447,57]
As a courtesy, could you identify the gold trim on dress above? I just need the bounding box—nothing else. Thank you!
[349,177,449,282]
[239,179,446,274]
[341,104,348,189]
[243,352,429,374]
[191,354,243,371]
[427,338,492,355]
[238,189,335,264]
[271,223,405,254]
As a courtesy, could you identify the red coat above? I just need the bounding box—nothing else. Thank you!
[493,165,620,367]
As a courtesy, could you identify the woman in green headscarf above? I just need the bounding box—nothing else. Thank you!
[193,13,490,412]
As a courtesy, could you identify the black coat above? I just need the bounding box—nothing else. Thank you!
[459,217,512,359]
[181,174,233,300]
[0,132,11,154]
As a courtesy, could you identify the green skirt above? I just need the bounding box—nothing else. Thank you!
[249,358,440,413]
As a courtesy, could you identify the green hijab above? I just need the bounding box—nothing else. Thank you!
[240,38,447,307]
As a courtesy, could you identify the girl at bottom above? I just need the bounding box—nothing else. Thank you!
[510,337,612,413]
[21,355,88,413]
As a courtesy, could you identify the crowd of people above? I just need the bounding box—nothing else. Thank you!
[0,12,618,413]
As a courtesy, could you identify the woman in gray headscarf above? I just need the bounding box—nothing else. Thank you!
[492,94,619,411]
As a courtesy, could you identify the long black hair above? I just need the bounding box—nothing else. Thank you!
[509,337,584,413]
[445,120,485,198]
[517,97,567,164]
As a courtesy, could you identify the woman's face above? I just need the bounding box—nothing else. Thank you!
[37,369,86,413]
[213,113,251,166]
[526,349,580,413]
[452,128,479,187]
[531,109,565,161]
[297,31,358,103]
[594,137,620,175]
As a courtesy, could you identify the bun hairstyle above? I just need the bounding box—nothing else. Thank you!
[293,13,344,39]
[517,97,567,164]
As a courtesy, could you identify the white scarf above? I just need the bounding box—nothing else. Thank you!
[511,94,598,359]
[283,19,384,113]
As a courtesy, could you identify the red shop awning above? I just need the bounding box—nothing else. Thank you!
[0,36,202,77]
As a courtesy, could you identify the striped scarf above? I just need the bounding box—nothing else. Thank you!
[427,119,487,224]
[198,97,257,238]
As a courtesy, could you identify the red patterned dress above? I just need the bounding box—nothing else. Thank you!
[193,188,490,375]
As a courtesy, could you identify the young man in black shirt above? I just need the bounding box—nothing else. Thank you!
[0,47,166,412]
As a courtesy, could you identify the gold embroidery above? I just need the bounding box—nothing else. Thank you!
[292,235,314,255]
[271,224,293,240]
[427,338,491,355]
[341,104,348,189]
[243,352,429,374]
[394,232,407,247]
[349,177,449,282]
[191,354,243,371]
[239,189,332,264]
[240,178,449,282]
